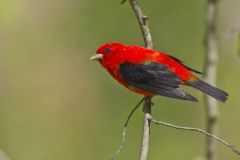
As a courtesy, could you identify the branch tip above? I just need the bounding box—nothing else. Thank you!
[152,119,240,156]
[108,98,144,160]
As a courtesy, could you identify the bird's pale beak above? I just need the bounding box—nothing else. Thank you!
[90,54,103,60]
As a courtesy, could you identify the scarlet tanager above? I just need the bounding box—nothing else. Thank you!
[90,42,228,102]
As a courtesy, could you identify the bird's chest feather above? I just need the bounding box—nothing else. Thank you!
[105,64,154,96]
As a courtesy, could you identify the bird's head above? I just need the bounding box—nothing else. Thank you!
[90,42,126,66]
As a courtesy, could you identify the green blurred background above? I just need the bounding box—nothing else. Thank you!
[0,0,239,160]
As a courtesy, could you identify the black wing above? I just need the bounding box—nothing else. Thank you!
[119,62,198,102]
[167,54,203,74]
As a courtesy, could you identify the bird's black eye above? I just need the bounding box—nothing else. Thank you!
[105,48,111,53]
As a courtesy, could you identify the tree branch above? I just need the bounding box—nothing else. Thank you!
[140,96,152,160]
[128,0,153,49]
[204,0,220,160]
[152,119,240,156]
[127,0,154,160]
[109,98,144,160]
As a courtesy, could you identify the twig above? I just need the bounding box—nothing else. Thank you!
[204,0,220,160]
[126,0,154,160]
[140,97,152,160]
[152,119,240,156]
[128,0,153,49]
[109,98,144,160]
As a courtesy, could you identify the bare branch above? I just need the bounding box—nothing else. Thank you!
[127,0,154,160]
[128,0,153,49]
[109,98,144,160]
[121,0,155,160]
[152,119,240,156]
[204,0,220,159]
[140,96,152,160]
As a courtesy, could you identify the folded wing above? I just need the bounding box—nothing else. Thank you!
[119,62,198,102]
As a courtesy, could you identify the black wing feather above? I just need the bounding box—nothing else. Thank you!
[187,80,228,102]
[167,54,203,74]
[119,62,198,102]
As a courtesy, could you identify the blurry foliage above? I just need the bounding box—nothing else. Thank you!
[237,32,240,57]
[0,0,239,160]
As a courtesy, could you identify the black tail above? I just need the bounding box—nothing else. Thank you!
[187,80,229,103]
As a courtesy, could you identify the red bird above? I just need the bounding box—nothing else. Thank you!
[90,42,228,102]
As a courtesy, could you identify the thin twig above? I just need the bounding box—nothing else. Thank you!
[140,96,152,160]
[128,0,153,49]
[152,119,240,156]
[109,98,144,160]
[204,0,220,160]
[127,0,154,160]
